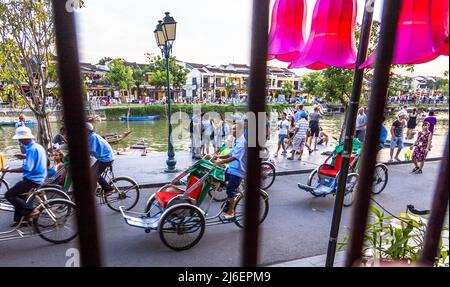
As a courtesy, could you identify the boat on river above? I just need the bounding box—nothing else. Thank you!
[0,121,37,127]
[102,131,132,144]
[120,115,160,121]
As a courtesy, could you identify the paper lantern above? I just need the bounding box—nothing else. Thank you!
[289,0,357,70]
[268,0,307,62]
[361,0,449,68]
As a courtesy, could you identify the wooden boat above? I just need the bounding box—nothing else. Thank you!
[120,115,160,121]
[0,121,37,127]
[102,131,132,144]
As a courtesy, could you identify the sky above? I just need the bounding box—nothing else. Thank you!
[74,0,449,77]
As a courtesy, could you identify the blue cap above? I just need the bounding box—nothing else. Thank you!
[300,111,307,118]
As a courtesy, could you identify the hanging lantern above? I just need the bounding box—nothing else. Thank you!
[267,0,307,62]
[289,0,357,70]
[361,0,449,68]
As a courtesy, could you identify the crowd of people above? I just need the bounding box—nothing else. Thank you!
[388,93,448,105]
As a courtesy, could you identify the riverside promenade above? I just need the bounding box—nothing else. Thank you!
[2,135,447,187]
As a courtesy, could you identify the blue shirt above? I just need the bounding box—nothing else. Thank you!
[15,121,26,128]
[22,141,48,184]
[379,126,388,149]
[88,132,114,163]
[226,134,247,178]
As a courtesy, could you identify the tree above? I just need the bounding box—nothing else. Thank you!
[316,68,354,107]
[98,57,112,65]
[103,59,133,102]
[301,71,323,97]
[282,81,295,101]
[0,0,57,149]
[132,66,149,99]
[225,78,237,98]
[147,55,187,92]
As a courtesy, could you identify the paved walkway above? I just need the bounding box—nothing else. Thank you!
[2,135,446,188]
[268,251,346,267]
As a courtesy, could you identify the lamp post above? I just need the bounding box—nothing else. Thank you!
[154,12,177,172]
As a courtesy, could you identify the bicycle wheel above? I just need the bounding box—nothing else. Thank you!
[261,162,276,190]
[372,164,388,195]
[0,178,9,200]
[27,187,71,205]
[234,190,269,228]
[158,204,205,251]
[343,173,359,207]
[34,199,78,244]
[208,186,228,202]
[105,177,140,212]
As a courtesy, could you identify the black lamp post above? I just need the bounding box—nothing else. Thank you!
[154,12,177,172]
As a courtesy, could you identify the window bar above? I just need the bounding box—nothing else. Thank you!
[51,0,103,266]
[345,0,402,267]
[419,135,449,266]
[325,0,375,267]
[243,0,270,267]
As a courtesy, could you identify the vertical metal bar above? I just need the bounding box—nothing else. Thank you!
[419,135,449,266]
[165,45,176,171]
[325,0,374,267]
[345,0,402,267]
[51,0,103,266]
[243,0,270,267]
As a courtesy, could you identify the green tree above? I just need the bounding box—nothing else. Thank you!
[0,0,56,149]
[301,71,323,97]
[147,56,187,91]
[316,68,354,107]
[225,78,237,97]
[103,59,134,102]
[132,66,149,98]
[282,81,295,101]
[98,56,112,65]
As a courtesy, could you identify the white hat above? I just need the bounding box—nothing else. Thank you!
[398,110,408,118]
[13,126,35,140]
[86,122,94,131]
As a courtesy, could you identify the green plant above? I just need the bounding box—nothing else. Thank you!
[338,205,449,267]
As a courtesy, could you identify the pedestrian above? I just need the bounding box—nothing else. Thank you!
[273,112,290,157]
[355,107,367,142]
[287,115,296,148]
[410,122,432,174]
[389,111,408,162]
[308,106,322,151]
[52,126,67,147]
[213,114,229,152]
[15,114,27,128]
[317,127,329,146]
[379,117,388,151]
[201,113,214,156]
[423,110,437,135]
[1,127,46,227]
[190,112,202,160]
[406,108,418,140]
[287,113,312,160]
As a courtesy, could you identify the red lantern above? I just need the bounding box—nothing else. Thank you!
[289,0,357,70]
[268,0,307,62]
[361,0,449,68]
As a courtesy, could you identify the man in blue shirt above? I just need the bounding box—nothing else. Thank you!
[86,123,115,195]
[1,127,47,227]
[214,122,246,219]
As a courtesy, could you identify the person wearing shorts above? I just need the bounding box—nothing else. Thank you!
[308,106,322,151]
[287,113,312,160]
[389,112,407,162]
[274,112,289,157]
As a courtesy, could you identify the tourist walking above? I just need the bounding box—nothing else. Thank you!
[308,106,322,151]
[410,122,432,174]
[213,114,229,153]
[389,111,408,162]
[423,110,437,135]
[201,113,214,156]
[355,108,367,142]
[287,113,312,160]
[287,115,296,148]
[406,108,418,139]
[273,112,290,157]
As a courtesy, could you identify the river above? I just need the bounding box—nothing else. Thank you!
[1,112,448,157]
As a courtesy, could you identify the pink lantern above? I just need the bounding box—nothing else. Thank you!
[361,0,449,68]
[289,0,357,70]
[268,0,307,62]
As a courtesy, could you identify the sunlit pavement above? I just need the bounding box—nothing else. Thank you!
[0,161,443,267]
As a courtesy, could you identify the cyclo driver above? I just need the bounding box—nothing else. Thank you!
[86,123,116,196]
[211,122,247,220]
[1,127,46,227]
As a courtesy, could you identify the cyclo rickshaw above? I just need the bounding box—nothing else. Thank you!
[119,159,269,251]
[0,154,77,244]
[297,139,388,206]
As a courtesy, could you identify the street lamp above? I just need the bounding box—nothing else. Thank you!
[154,12,177,172]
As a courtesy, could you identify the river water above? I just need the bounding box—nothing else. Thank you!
[1,112,448,157]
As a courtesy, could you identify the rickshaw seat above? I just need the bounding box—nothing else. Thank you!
[318,155,355,178]
[155,175,203,208]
